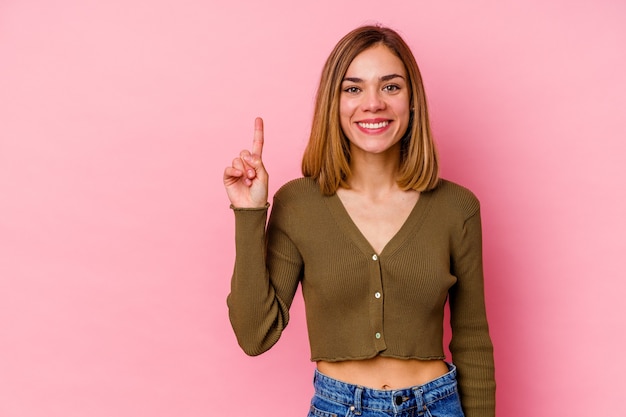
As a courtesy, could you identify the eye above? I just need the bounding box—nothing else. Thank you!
[343,86,361,94]
[383,84,400,93]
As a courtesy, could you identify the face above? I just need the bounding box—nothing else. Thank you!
[339,44,411,158]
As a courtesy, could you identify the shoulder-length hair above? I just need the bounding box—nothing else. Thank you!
[301,25,439,196]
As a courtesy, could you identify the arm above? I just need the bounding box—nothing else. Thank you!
[223,118,302,355]
[226,201,302,355]
[449,208,496,417]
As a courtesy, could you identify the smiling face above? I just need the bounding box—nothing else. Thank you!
[339,44,411,158]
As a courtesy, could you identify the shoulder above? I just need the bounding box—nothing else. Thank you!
[273,177,323,207]
[269,178,326,230]
[275,176,319,195]
[428,179,480,219]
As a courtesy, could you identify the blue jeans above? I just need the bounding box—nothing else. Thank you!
[308,363,465,417]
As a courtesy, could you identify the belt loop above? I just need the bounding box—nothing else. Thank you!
[412,386,426,413]
[352,386,363,415]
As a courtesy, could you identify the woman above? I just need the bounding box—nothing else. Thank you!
[223,25,495,417]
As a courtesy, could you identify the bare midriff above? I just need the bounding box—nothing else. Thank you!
[317,356,449,390]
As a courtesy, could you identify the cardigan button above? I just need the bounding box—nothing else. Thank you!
[375,332,381,339]
[372,254,378,261]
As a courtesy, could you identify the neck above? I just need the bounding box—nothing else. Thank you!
[346,147,401,197]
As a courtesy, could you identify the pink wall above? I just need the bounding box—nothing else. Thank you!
[1,1,625,416]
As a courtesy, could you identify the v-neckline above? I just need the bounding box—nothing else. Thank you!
[324,190,432,257]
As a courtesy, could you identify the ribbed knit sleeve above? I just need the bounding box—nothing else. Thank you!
[449,205,496,417]
[226,201,303,356]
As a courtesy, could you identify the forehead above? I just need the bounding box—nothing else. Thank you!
[345,44,406,77]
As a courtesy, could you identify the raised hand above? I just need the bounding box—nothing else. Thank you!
[223,117,269,208]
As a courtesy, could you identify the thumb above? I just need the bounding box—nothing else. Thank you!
[241,151,268,180]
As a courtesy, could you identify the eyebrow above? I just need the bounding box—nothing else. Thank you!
[342,74,406,83]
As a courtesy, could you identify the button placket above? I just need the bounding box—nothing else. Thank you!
[369,252,386,350]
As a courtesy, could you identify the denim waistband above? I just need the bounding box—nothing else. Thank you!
[313,363,458,414]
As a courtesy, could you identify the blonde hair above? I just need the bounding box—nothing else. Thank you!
[302,25,439,196]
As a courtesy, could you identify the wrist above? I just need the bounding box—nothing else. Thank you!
[230,202,270,211]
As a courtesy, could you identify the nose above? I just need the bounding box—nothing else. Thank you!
[361,89,386,112]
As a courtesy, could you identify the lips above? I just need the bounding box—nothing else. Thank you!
[355,118,392,133]
[358,121,389,129]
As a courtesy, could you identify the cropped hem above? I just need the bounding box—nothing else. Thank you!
[311,352,447,363]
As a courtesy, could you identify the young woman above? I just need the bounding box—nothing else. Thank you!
[223,25,495,417]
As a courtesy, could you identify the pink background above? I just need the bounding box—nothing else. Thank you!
[1,1,625,416]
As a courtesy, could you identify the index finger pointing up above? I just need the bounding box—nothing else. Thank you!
[252,117,264,157]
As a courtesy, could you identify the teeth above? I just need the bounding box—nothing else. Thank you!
[358,121,389,129]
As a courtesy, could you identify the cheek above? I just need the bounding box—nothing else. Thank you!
[339,97,353,117]
[395,99,411,128]
[339,99,354,128]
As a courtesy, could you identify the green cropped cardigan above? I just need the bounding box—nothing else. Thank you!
[227,177,495,417]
